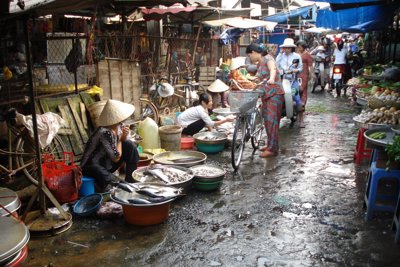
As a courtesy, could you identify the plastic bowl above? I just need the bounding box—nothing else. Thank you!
[122,202,171,225]
[193,180,223,191]
[73,193,103,217]
[181,137,195,150]
[137,153,153,167]
[196,142,225,154]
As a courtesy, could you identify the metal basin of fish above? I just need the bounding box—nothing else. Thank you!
[132,165,194,193]
[193,132,227,145]
[152,151,207,167]
[190,164,226,183]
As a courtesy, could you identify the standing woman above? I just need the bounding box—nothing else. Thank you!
[296,41,313,128]
[246,43,284,158]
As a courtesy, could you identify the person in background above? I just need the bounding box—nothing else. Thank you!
[207,79,230,109]
[176,93,234,136]
[81,99,139,192]
[246,43,284,158]
[332,39,350,89]
[276,38,303,77]
[296,41,313,128]
[194,46,206,82]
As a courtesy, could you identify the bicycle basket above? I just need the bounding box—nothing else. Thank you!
[229,90,261,114]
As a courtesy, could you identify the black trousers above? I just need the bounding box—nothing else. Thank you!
[182,119,206,136]
[82,139,139,190]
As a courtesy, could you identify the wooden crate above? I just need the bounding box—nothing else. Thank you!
[199,67,216,88]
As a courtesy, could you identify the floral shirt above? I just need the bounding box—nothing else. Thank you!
[257,55,284,98]
[80,127,120,170]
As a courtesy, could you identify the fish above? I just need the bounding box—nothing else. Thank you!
[137,184,182,198]
[127,198,152,204]
[147,195,177,203]
[116,182,136,192]
[169,157,200,163]
[147,168,170,183]
[112,195,129,204]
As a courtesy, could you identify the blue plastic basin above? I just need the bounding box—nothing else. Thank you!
[73,193,103,217]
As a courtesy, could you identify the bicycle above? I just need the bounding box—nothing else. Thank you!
[229,81,265,171]
[0,108,67,186]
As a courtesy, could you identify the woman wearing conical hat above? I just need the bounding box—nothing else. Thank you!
[80,99,139,191]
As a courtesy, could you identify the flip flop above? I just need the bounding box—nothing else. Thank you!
[260,150,277,158]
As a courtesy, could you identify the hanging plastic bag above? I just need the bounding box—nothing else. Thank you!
[65,39,83,73]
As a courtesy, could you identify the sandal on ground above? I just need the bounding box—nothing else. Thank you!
[260,150,277,158]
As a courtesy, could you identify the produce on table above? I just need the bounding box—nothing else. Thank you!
[353,107,400,125]
[385,135,400,166]
[368,132,387,139]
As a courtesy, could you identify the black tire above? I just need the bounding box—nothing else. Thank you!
[251,108,264,149]
[16,134,67,185]
[231,117,246,171]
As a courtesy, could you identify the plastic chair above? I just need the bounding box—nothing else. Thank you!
[354,128,372,164]
[364,161,400,220]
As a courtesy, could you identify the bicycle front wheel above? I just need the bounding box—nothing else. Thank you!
[251,107,264,150]
[231,117,246,171]
[16,134,67,185]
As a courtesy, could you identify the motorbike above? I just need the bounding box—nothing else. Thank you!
[332,64,347,97]
[312,56,325,93]
[281,59,301,125]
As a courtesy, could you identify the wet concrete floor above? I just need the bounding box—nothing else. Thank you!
[24,90,400,267]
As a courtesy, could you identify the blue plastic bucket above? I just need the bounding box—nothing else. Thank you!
[79,176,95,197]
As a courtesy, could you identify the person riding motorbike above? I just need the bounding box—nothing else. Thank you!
[331,39,351,94]
[276,38,303,121]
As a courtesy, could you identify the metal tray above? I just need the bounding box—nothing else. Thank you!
[0,216,29,263]
[391,125,400,135]
[356,96,367,106]
[0,187,21,216]
[213,108,238,116]
[353,117,390,130]
[153,151,207,167]
[364,126,394,147]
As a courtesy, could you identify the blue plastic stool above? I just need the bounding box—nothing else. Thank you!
[364,162,400,220]
[392,193,400,244]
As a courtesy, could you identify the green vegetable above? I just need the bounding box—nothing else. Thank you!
[369,132,387,139]
[386,135,400,166]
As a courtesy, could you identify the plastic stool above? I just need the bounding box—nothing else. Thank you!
[354,128,372,164]
[392,193,400,244]
[364,162,400,220]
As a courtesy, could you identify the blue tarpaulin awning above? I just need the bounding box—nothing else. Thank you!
[316,1,400,32]
[263,5,315,24]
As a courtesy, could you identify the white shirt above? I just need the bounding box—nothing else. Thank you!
[276,52,303,75]
[176,105,214,128]
[333,48,348,64]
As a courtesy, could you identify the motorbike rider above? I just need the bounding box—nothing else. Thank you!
[311,45,329,89]
[331,39,350,90]
[276,38,303,116]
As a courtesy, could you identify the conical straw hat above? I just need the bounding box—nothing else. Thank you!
[98,99,135,126]
[207,79,229,93]
[230,57,246,70]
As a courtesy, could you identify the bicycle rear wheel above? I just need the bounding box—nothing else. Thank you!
[139,99,159,124]
[251,107,264,149]
[231,117,246,171]
[16,134,67,185]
